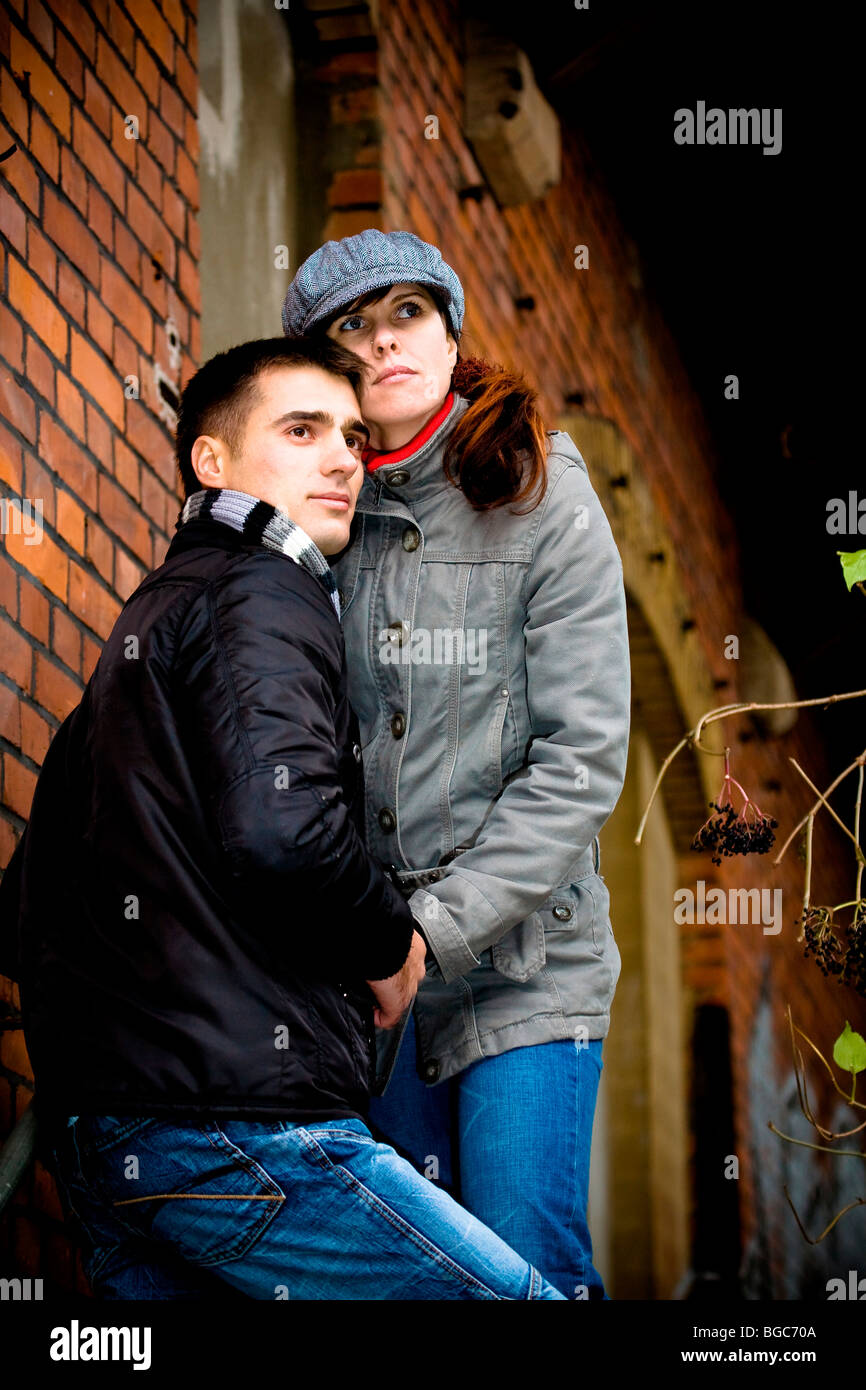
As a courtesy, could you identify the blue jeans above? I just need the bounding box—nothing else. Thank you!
[369,1012,607,1300]
[47,1112,566,1300]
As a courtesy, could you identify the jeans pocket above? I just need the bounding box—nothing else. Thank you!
[78,1118,287,1269]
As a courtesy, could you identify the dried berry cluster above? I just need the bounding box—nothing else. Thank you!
[691,798,779,866]
[801,903,866,997]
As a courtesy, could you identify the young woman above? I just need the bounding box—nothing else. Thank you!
[281,229,631,1300]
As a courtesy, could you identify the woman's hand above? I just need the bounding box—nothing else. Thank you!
[366,930,427,1028]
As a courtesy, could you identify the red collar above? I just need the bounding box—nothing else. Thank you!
[363,392,454,471]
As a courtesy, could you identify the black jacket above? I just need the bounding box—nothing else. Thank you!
[0,516,416,1124]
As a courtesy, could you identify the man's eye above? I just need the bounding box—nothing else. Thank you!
[345,435,365,452]
[288,425,312,439]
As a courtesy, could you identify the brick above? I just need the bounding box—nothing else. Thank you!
[56,373,85,439]
[27,220,57,292]
[0,417,23,491]
[113,216,140,281]
[84,517,113,583]
[99,259,154,354]
[98,473,151,565]
[0,367,37,444]
[19,701,52,763]
[38,416,98,509]
[94,35,147,138]
[186,207,199,262]
[52,603,81,673]
[84,400,112,468]
[56,263,85,327]
[0,682,21,747]
[9,29,71,138]
[0,615,33,688]
[139,248,167,314]
[136,140,162,207]
[113,436,140,501]
[34,649,80,717]
[134,36,159,102]
[0,67,29,144]
[60,143,87,209]
[161,0,186,42]
[125,399,174,485]
[18,577,49,644]
[159,76,184,138]
[146,107,174,177]
[4,523,67,601]
[88,182,113,251]
[24,335,54,406]
[8,259,67,361]
[72,109,126,213]
[175,143,197,210]
[0,304,24,373]
[24,452,56,532]
[114,325,141,395]
[0,551,17,620]
[86,288,114,359]
[177,244,198,312]
[42,187,100,288]
[175,41,195,111]
[83,68,111,136]
[67,562,120,640]
[29,108,59,181]
[111,102,137,174]
[114,545,145,600]
[161,179,184,240]
[183,107,198,164]
[328,168,383,206]
[126,182,175,278]
[55,29,83,98]
[1,142,40,214]
[55,490,85,559]
[126,0,174,71]
[45,0,96,60]
[0,185,27,255]
[70,331,125,429]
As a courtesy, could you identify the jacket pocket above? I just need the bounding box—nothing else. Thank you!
[491,911,546,982]
[538,874,607,957]
[481,686,511,797]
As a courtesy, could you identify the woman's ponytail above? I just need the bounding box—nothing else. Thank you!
[445,356,550,513]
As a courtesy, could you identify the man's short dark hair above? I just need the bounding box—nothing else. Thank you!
[175,336,366,500]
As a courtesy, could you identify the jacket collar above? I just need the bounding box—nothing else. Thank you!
[355,392,470,514]
[167,487,342,620]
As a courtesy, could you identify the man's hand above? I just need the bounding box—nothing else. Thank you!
[366,930,427,1029]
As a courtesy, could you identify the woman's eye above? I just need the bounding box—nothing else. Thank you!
[395,301,423,318]
[338,315,364,331]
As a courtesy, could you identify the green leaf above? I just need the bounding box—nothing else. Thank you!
[833,1020,866,1075]
[837,550,866,591]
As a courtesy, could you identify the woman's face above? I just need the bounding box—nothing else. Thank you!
[324,282,458,451]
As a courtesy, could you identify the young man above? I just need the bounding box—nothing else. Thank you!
[0,337,564,1300]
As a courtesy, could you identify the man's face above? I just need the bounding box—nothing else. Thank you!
[194,365,367,556]
[324,282,458,450]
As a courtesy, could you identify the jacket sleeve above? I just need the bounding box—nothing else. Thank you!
[176,555,416,982]
[407,452,631,982]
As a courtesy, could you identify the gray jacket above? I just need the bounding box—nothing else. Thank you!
[330,392,631,1088]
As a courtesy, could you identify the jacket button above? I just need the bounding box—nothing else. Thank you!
[390,711,406,738]
[352,743,362,762]
[552,905,572,921]
[402,526,420,551]
[387,470,410,487]
[378,808,397,832]
[423,1059,440,1082]
[386,620,407,646]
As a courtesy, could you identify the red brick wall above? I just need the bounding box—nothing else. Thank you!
[0,0,198,1293]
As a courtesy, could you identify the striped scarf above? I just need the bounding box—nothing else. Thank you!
[177,488,341,621]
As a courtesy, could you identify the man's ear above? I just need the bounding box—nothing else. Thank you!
[190,435,228,489]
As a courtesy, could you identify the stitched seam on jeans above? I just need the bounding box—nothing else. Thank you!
[297,1130,504,1298]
